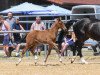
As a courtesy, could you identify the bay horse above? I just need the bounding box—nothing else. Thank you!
[64,18,100,64]
[16,18,67,65]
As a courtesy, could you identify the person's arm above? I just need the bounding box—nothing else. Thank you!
[4,21,12,38]
[67,38,73,42]
[41,22,46,30]
[19,24,24,30]
[0,26,2,31]
[30,23,34,31]
[71,32,76,42]
[63,37,67,43]
[12,23,16,30]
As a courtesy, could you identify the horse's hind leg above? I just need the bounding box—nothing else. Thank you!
[16,44,29,66]
[44,45,52,65]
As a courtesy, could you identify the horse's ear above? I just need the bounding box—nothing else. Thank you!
[59,17,62,20]
[57,17,61,22]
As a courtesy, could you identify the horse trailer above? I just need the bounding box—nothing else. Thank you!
[71,5,100,20]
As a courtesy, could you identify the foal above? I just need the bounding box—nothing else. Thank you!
[16,18,67,65]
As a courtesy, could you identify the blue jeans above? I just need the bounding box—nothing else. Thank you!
[3,34,10,45]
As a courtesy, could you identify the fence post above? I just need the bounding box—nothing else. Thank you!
[44,44,47,57]
[26,50,30,57]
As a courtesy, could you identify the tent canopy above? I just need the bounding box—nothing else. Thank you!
[0,2,71,15]
[45,4,71,15]
[0,2,48,14]
[29,4,71,15]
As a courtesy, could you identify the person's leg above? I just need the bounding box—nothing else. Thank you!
[16,44,21,57]
[3,35,10,57]
[37,45,42,56]
[38,48,41,56]
[61,42,68,56]
[5,45,10,57]
[98,42,100,50]
[91,44,100,56]
[3,46,7,56]
[92,45,97,52]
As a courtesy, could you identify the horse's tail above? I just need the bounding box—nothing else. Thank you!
[20,33,28,43]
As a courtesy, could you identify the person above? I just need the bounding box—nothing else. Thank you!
[12,17,24,57]
[6,12,16,30]
[84,39,100,56]
[61,34,75,56]
[91,41,100,56]
[30,16,46,55]
[6,12,16,55]
[0,15,12,57]
[30,16,46,31]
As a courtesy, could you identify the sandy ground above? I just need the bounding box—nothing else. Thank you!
[0,49,100,75]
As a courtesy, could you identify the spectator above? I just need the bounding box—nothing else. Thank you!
[12,17,24,57]
[6,12,16,30]
[0,15,12,57]
[30,16,45,31]
[30,16,46,55]
[6,12,16,55]
[84,39,100,56]
[60,34,75,56]
[91,41,100,56]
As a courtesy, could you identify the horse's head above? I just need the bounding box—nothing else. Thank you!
[65,19,78,30]
[55,18,67,31]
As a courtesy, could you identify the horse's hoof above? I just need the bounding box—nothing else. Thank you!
[16,64,18,66]
[35,62,37,66]
[71,59,75,63]
[71,61,74,63]
[80,58,88,64]
[43,62,46,66]
[85,62,88,64]
[60,60,62,63]
[80,61,88,64]
[34,60,38,66]
[34,55,38,60]
[59,57,62,63]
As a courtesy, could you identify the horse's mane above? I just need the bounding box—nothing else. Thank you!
[89,18,100,23]
[73,18,91,28]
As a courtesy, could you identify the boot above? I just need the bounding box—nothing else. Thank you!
[94,52,100,56]
[38,52,41,56]
[8,47,14,57]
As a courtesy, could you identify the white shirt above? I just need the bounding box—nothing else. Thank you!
[31,22,46,31]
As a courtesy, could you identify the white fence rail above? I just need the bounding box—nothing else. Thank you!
[0,30,30,33]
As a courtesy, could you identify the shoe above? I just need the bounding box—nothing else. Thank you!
[94,52,100,56]
[3,55,9,58]
[38,52,41,56]
[8,47,14,57]
[16,53,20,57]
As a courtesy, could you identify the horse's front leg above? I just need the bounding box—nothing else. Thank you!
[52,42,63,63]
[71,40,87,64]
[70,45,77,63]
[30,46,38,66]
[77,46,88,64]
[44,44,52,65]
[77,42,88,64]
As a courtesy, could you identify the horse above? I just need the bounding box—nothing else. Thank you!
[64,18,100,64]
[16,18,67,66]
